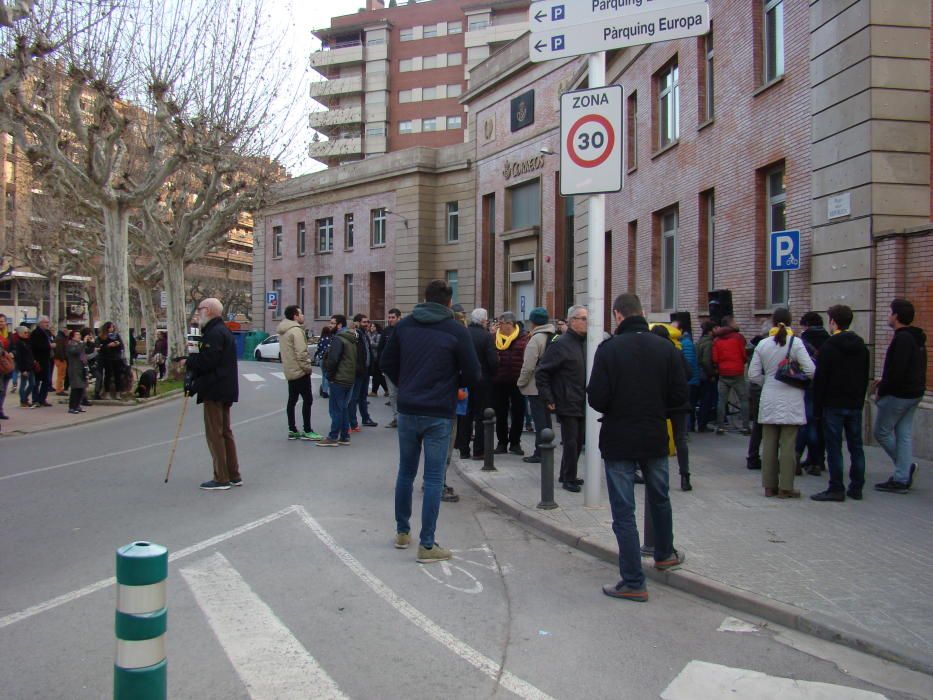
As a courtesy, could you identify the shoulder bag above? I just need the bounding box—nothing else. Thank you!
[775,336,810,389]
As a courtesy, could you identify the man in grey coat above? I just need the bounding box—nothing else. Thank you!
[517,307,555,464]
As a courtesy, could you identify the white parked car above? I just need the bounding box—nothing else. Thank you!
[253,334,318,362]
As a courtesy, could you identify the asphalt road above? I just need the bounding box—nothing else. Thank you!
[1,362,929,699]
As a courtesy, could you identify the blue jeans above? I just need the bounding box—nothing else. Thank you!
[348,375,371,427]
[823,407,865,493]
[327,383,353,440]
[795,389,824,465]
[604,457,674,590]
[873,395,921,483]
[394,414,453,548]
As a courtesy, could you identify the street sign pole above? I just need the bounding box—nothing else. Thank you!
[584,51,605,508]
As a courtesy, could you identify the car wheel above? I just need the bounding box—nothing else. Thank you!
[277,353,282,362]
[255,350,262,362]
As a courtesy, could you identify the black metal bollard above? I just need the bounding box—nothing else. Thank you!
[537,428,558,509]
[482,408,497,471]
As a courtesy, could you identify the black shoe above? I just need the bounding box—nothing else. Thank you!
[746,458,762,470]
[200,480,232,490]
[562,482,581,492]
[494,443,508,454]
[811,489,845,502]
[0,414,8,420]
[907,463,918,489]
[874,478,908,494]
[508,444,524,456]
[572,478,584,486]
[633,472,645,484]
[807,465,824,477]
[362,419,378,427]
[846,488,863,500]
[680,475,692,491]
[459,449,471,459]
[522,455,541,463]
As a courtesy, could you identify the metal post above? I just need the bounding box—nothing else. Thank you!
[537,427,558,509]
[482,408,497,471]
[584,51,607,508]
[114,541,168,699]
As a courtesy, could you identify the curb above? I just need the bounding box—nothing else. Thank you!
[0,390,184,437]
[453,460,933,677]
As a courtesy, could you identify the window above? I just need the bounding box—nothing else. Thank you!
[657,60,679,149]
[447,21,462,34]
[446,115,461,129]
[317,217,334,253]
[272,225,283,258]
[447,84,462,97]
[398,120,412,134]
[423,24,437,38]
[703,30,714,121]
[400,28,413,41]
[448,52,462,65]
[446,270,459,302]
[766,166,788,306]
[661,208,678,310]
[423,86,437,100]
[366,126,385,136]
[399,90,412,103]
[446,201,459,242]
[423,55,437,69]
[272,279,283,318]
[706,191,716,292]
[296,277,305,313]
[344,274,354,316]
[399,58,413,72]
[423,117,437,131]
[316,276,333,318]
[764,0,784,83]
[371,208,386,246]
[344,213,354,249]
[626,91,637,170]
[297,221,306,256]
[469,18,489,31]
[508,180,540,229]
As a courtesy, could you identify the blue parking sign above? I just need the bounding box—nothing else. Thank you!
[266,291,279,310]
[770,230,801,271]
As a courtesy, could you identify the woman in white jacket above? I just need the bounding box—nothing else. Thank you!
[748,308,816,498]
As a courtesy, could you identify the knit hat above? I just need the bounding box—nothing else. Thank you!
[529,307,549,325]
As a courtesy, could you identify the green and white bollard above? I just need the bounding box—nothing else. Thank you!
[114,541,168,699]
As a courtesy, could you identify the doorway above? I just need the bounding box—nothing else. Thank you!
[510,257,535,322]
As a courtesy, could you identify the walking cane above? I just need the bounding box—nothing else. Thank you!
[164,391,190,483]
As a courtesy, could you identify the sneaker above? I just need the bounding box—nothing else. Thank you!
[508,444,525,456]
[316,437,340,446]
[350,426,362,433]
[230,478,243,487]
[875,478,908,494]
[655,550,686,571]
[300,431,323,441]
[441,486,460,503]
[522,455,541,463]
[386,419,397,429]
[199,480,231,490]
[362,419,378,427]
[602,582,648,602]
[394,532,411,549]
[562,482,581,493]
[338,437,351,446]
[68,409,80,414]
[416,543,452,563]
[287,430,302,440]
[811,489,845,502]
[907,463,918,489]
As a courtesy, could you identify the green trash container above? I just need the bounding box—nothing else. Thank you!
[242,330,269,360]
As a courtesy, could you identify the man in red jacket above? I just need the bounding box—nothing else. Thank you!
[492,311,529,455]
[712,316,750,435]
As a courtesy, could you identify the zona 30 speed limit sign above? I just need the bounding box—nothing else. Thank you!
[559,84,623,196]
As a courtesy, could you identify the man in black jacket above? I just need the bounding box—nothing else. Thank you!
[29,316,54,407]
[381,280,481,564]
[465,308,498,459]
[587,294,688,602]
[181,298,241,490]
[873,298,927,494]
[349,313,377,429]
[535,305,587,492]
[378,308,401,428]
[811,305,870,502]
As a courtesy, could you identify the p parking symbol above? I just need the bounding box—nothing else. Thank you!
[551,5,565,21]
[551,35,565,51]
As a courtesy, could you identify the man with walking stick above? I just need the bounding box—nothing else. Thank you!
[176,298,242,490]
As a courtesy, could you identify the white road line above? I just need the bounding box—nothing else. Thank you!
[293,505,554,700]
[242,373,264,382]
[181,552,347,700]
[0,507,296,629]
[661,660,888,700]
[270,372,286,380]
[0,408,281,482]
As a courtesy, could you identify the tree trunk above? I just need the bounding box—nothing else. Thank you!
[160,252,188,378]
[48,274,59,328]
[101,204,130,337]
[135,285,157,358]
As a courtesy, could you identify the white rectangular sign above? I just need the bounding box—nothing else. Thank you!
[827,192,851,219]
[560,84,623,195]
[530,2,708,62]
[530,0,703,32]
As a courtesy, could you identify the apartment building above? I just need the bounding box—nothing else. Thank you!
[309,0,530,167]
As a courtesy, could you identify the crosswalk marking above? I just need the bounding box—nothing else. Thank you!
[271,372,286,380]
[661,660,888,699]
[242,373,264,382]
[180,552,348,700]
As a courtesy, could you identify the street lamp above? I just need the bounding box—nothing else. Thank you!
[384,209,409,229]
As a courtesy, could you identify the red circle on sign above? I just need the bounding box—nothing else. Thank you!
[566,114,615,168]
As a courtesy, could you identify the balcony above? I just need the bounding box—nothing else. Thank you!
[308,136,363,159]
[310,42,364,70]
[309,76,363,101]
[309,106,363,130]
[464,21,527,49]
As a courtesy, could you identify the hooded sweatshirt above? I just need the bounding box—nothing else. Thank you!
[812,330,870,411]
[878,326,927,399]
[379,302,481,419]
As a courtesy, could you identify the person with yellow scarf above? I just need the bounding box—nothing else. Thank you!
[491,312,529,455]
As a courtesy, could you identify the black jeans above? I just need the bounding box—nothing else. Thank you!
[493,383,524,448]
[528,396,552,457]
[69,387,84,411]
[557,414,584,482]
[670,412,690,476]
[286,374,313,433]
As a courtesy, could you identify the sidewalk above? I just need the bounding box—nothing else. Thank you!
[453,427,933,675]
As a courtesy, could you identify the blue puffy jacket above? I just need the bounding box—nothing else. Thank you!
[380,302,481,419]
[681,333,700,386]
